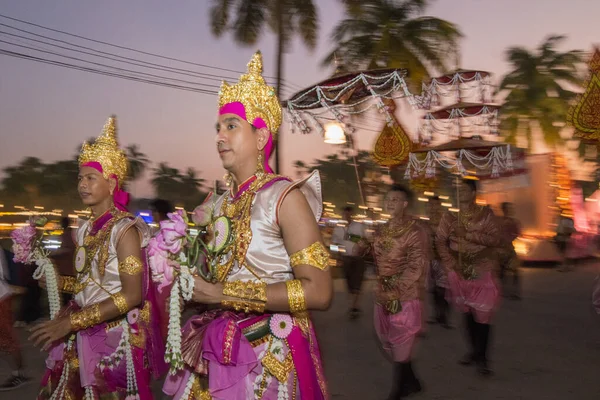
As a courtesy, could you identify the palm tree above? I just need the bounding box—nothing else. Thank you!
[151,162,183,202]
[125,144,150,182]
[498,35,584,148]
[323,0,462,89]
[209,0,319,173]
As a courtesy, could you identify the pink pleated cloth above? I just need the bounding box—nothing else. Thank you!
[374,299,422,362]
[446,270,501,324]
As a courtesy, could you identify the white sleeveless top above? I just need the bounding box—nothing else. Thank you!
[74,216,150,308]
[213,171,323,283]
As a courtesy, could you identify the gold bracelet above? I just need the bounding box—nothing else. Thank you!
[111,292,129,314]
[289,242,329,271]
[223,280,267,302]
[70,303,101,331]
[118,255,143,275]
[221,299,265,314]
[286,279,306,314]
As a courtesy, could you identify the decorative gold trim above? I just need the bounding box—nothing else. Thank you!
[221,299,265,314]
[118,255,143,275]
[223,280,267,302]
[262,351,294,383]
[289,242,329,271]
[111,292,129,314]
[286,279,306,314]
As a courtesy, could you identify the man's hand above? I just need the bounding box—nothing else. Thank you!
[29,316,72,351]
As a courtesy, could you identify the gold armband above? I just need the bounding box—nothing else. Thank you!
[289,242,329,271]
[118,255,143,275]
[223,280,267,302]
[111,292,129,314]
[70,303,101,331]
[286,279,306,314]
[221,299,265,314]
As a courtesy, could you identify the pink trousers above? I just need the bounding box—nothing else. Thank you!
[374,299,422,362]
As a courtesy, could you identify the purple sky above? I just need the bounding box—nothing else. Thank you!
[0,0,598,197]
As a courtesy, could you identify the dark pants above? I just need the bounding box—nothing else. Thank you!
[465,312,491,363]
[342,256,366,295]
[19,284,41,323]
[499,249,520,296]
[432,286,450,324]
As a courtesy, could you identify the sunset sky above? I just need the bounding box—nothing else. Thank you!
[0,0,598,197]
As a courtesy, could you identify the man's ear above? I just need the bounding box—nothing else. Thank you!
[256,127,270,151]
[109,177,118,195]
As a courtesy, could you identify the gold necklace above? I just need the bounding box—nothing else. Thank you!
[215,173,279,282]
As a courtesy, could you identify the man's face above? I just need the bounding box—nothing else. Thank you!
[385,190,408,218]
[78,166,112,206]
[456,182,476,205]
[343,209,352,222]
[215,113,258,172]
[429,199,441,214]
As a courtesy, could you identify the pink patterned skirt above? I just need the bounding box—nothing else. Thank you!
[446,270,501,324]
[163,310,328,400]
[374,299,422,362]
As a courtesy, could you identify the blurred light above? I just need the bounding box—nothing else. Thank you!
[463,175,479,180]
[0,204,4,208]
[358,205,368,210]
[34,206,44,210]
[449,208,460,213]
[380,213,391,218]
[175,206,184,210]
[418,197,429,202]
[514,240,529,255]
[419,216,430,220]
[424,191,435,196]
[441,202,452,207]
[439,195,449,200]
[323,123,346,144]
[68,214,78,219]
[585,198,597,202]
[139,212,150,217]
[14,206,25,210]
[476,199,487,205]
[373,207,382,212]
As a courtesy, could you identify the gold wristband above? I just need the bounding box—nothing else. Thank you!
[221,299,265,314]
[286,279,306,314]
[111,292,129,314]
[70,304,101,331]
[223,280,267,302]
[289,242,329,271]
[118,255,143,275]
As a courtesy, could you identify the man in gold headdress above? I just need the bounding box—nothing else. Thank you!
[29,117,165,399]
[162,52,332,400]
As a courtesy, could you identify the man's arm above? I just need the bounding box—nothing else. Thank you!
[465,208,502,247]
[435,212,457,272]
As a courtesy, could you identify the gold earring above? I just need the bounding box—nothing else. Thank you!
[256,152,265,177]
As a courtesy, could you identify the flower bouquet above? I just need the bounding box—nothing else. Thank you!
[11,216,61,319]
[148,193,233,373]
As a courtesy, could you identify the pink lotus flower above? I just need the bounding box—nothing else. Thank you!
[160,211,187,254]
[11,225,37,263]
[192,193,213,227]
[148,252,173,284]
[147,235,168,258]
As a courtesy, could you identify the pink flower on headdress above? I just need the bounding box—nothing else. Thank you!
[192,194,213,227]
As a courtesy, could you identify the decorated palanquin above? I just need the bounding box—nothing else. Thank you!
[568,47,600,142]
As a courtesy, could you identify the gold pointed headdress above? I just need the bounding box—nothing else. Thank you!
[218,51,282,135]
[78,115,129,183]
